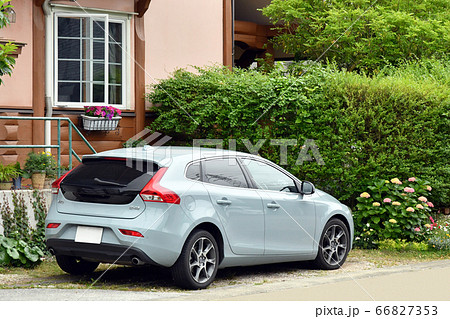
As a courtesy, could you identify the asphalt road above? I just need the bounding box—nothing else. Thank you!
[0,259,449,301]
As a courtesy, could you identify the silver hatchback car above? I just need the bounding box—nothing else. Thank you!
[46,146,353,289]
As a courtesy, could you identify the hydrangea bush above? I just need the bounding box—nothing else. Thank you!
[84,106,121,120]
[353,177,434,248]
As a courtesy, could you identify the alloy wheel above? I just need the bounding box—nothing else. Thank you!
[189,237,217,284]
[321,224,348,266]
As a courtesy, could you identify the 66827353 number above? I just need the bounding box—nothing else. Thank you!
[375,306,438,316]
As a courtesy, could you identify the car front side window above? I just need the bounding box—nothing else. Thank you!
[241,158,297,193]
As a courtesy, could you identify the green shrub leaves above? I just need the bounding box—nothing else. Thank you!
[147,59,449,208]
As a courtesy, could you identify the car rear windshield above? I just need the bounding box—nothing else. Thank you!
[61,158,159,204]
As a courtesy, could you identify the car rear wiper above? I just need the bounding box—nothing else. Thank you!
[93,178,127,187]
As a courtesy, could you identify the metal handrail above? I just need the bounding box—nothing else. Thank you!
[0,116,96,177]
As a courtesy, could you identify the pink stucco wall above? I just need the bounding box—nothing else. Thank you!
[144,0,223,87]
[0,0,33,108]
[0,0,224,110]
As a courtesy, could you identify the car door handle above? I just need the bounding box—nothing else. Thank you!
[267,202,280,209]
[216,199,232,205]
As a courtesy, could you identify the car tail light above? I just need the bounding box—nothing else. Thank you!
[51,168,75,194]
[139,167,180,204]
[119,229,144,237]
[46,223,61,229]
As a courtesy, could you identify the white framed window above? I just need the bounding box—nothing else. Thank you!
[53,12,128,108]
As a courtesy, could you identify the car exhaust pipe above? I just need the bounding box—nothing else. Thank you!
[48,248,55,256]
[131,257,144,266]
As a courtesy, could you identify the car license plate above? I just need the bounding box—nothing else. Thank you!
[75,226,103,244]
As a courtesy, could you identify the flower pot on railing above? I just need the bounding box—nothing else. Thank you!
[31,172,46,190]
[81,114,122,131]
[82,106,122,131]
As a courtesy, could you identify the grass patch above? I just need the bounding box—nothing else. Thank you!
[349,249,450,267]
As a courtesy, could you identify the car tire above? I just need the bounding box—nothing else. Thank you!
[56,255,99,275]
[172,230,219,290]
[314,218,350,270]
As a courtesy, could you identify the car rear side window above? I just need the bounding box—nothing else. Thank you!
[186,161,201,181]
[203,158,248,188]
[61,158,159,204]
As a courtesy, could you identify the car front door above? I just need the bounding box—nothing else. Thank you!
[202,157,265,255]
[240,158,316,255]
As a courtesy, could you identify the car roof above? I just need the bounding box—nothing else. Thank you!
[83,146,262,166]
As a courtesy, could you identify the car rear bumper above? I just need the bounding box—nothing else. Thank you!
[46,238,158,266]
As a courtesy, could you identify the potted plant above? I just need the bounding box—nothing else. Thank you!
[0,162,19,190]
[12,161,24,189]
[23,151,57,189]
[81,105,122,131]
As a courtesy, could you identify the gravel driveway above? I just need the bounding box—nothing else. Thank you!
[0,253,375,291]
[0,259,449,301]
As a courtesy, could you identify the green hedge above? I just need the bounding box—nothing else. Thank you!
[146,60,450,208]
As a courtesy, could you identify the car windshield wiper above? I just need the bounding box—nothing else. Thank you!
[93,178,127,187]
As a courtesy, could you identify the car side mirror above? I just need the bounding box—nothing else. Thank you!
[301,181,315,195]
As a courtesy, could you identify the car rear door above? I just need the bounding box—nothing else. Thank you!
[202,157,265,255]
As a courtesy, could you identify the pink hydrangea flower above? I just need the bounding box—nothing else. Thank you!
[416,204,424,209]
[414,227,420,232]
[383,198,392,203]
[426,185,432,191]
[426,202,434,208]
[408,177,416,182]
[406,207,415,212]
[418,196,427,202]
[403,187,415,193]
